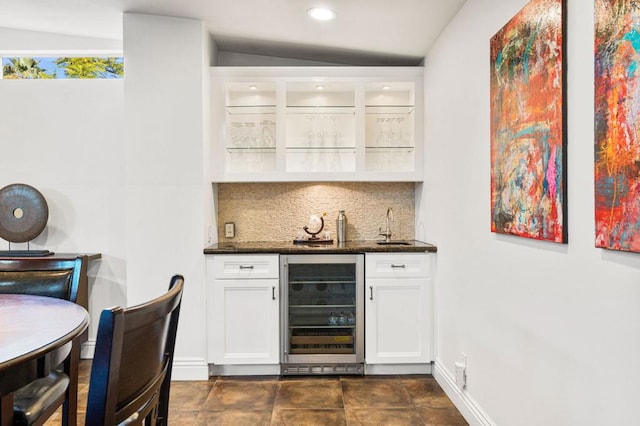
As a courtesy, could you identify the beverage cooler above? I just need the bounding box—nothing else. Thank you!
[280,254,364,375]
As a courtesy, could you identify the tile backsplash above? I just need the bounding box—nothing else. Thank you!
[217,182,416,242]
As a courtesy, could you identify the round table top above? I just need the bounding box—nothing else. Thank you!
[0,294,89,369]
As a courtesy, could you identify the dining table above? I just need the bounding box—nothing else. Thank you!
[0,294,89,426]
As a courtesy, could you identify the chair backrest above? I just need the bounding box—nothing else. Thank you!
[86,275,184,426]
[0,257,83,302]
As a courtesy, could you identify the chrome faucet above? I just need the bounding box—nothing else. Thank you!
[379,207,394,242]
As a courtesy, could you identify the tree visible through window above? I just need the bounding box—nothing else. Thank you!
[1,58,53,79]
[1,57,124,79]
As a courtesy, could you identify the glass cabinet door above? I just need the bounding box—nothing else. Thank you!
[224,82,277,174]
[285,82,356,173]
[287,262,357,355]
[365,82,415,173]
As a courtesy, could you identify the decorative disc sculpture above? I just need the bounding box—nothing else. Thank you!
[0,183,52,256]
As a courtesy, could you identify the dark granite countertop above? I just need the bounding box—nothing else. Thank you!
[203,240,437,254]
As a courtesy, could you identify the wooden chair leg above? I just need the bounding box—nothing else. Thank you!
[1,394,13,426]
[62,337,81,426]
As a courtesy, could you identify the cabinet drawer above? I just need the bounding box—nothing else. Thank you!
[365,253,430,278]
[212,254,279,279]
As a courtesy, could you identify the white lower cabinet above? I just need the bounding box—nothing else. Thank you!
[206,251,433,373]
[207,254,280,365]
[365,253,432,365]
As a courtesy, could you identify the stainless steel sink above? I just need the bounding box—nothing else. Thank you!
[376,241,411,245]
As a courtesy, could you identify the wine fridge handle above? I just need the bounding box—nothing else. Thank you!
[369,286,373,300]
[272,286,276,300]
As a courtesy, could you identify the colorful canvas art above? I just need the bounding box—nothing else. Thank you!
[595,1,640,253]
[490,0,566,243]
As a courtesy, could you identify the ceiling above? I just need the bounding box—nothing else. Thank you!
[0,0,467,65]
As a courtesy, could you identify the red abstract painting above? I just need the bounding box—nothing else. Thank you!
[595,0,640,253]
[490,0,567,243]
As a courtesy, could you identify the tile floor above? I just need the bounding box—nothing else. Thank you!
[46,360,468,425]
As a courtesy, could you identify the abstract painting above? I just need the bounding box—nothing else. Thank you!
[595,0,640,253]
[490,0,567,243]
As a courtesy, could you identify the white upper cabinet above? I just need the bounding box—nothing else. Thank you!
[285,81,357,174]
[211,67,424,182]
[365,82,416,174]
[222,82,277,174]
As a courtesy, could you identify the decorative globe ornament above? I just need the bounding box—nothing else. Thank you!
[293,212,333,245]
[304,214,325,239]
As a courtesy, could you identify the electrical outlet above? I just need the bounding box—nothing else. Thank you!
[224,222,235,238]
[455,353,467,389]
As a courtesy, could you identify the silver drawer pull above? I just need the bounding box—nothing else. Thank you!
[390,264,406,268]
[239,265,254,270]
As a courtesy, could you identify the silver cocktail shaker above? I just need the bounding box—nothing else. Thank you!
[337,210,347,243]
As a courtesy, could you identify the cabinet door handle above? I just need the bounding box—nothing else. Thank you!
[369,286,374,300]
[239,265,254,270]
[272,286,276,300]
[390,264,406,268]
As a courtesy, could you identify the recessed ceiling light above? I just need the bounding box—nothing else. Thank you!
[316,84,325,90]
[249,85,258,90]
[307,7,336,21]
[382,85,391,90]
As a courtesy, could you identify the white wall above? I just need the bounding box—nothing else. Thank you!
[1,14,211,380]
[421,0,640,425]
[0,27,121,54]
[123,13,210,379]
[0,78,127,352]
[217,50,344,66]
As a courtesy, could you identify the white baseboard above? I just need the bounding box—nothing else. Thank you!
[80,345,209,381]
[433,358,495,426]
[365,363,432,375]
[81,340,95,359]
[172,358,209,381]
[209,364,281,376]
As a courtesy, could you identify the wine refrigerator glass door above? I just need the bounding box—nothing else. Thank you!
[281,254,364,373]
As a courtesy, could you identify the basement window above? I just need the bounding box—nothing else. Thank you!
[1,56,124,79]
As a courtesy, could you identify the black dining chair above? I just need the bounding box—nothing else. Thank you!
[0,257,84,426]
[85,274,184,426]
[0,257,82,303]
